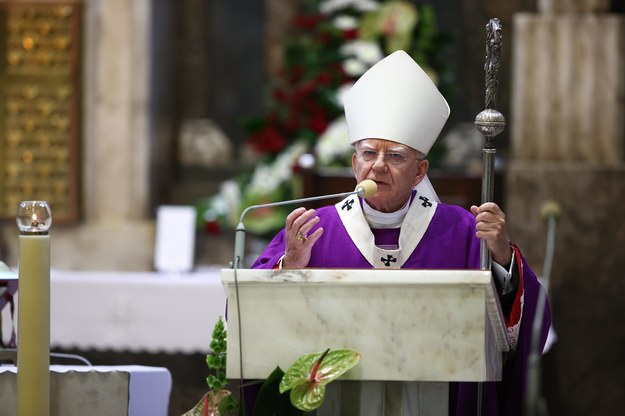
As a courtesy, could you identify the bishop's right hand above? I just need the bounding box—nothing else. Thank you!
[283,207,324,268]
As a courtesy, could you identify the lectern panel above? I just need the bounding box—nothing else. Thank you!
[222,269,506,382]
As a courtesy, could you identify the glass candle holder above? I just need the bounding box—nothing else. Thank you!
[16,200,52,234]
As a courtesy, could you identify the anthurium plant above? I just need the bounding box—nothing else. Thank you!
[183,317,362,415]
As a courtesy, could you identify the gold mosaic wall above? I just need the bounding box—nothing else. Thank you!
[0,1,80,222]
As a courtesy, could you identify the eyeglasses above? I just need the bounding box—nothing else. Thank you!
[356,149,424,166]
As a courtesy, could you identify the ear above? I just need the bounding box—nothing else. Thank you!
[352,151,357,175]
[412,159,429,187]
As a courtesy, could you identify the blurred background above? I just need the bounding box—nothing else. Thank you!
[1,0,624,414]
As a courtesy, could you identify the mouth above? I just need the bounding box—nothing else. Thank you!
[369,180,390,193]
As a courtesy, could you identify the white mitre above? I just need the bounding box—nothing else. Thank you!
[344,50,450,202]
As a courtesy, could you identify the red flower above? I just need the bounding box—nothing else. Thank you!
[292,14,325,30]
[316,32,333,44]
[286,66,306,83]
[284,115,300,133]
[316,72,332,86]
[247,125,287,154]
[203,220,220,235]
[291,160,303,174]
[272,88,288,102]
[330,63,349,82]
[342,29,358,40]
[308,115,328,134]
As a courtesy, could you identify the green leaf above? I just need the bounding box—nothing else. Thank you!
[253,367,305,416]
[241,115,269,135]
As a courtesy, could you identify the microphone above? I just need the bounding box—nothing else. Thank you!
[525,200,560,416]
[540,200,561,223]
[230,179,377,269]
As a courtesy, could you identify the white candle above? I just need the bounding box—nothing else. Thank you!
[16,201,51,416]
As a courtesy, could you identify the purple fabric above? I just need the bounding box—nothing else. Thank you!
[251,199,551,415]
[252,201,480,270]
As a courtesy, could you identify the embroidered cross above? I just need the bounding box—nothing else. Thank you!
[380,255,397,267]
[341,198,355,211]
[419,196,432,208]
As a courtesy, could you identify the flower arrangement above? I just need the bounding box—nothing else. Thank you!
[183,317,361,415]
[196,0,453,238]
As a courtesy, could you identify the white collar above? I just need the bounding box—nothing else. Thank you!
[363,198,410,229]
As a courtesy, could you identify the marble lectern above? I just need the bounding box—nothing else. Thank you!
[221,268,509,415]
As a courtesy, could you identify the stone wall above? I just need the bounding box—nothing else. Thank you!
[0,0,154,270]
[506,162,625,415]
[509,1,625,414]
[511,14,625,161]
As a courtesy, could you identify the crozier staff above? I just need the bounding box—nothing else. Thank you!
[252,50,551,415]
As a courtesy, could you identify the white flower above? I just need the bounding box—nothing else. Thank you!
[335,82,354,107]
[247,141,308,196]
[315,116,353,166]
[342,58,368,77]
[340,40,384,65]
[210,179,242,225]
[220,180,241,211]
[319,0,380,14]
[332,15,358,30]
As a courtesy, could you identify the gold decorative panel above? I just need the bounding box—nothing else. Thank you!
[0,1,80,222]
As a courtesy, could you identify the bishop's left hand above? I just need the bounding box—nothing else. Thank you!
[470,202,512,265]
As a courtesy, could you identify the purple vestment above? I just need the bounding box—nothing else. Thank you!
[251,197,551,416]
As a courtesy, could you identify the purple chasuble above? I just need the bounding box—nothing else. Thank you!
[251,196,551,416]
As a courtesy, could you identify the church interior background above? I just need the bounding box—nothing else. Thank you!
[1,0,624,414]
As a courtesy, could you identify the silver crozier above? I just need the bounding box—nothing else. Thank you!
[475,18,506,270]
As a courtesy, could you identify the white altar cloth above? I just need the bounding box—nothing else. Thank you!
[1,267,227,353]
[0,364,172,416]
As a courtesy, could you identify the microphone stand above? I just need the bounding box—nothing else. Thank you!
[525,203,559,416]
[231,186,369,269]
[228,182,373,415]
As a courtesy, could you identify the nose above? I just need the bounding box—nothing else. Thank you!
[371,153,388,170]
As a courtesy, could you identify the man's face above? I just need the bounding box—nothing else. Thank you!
[352,139,428,213]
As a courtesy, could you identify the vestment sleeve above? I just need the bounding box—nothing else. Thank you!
[250,229,287,269]
[505,242,526,350]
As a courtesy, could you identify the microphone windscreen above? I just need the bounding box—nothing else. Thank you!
[540,200,561,221]
[356,179,377,198]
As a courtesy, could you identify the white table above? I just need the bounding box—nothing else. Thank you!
[0,364,172,416]
[1,267,228,353]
